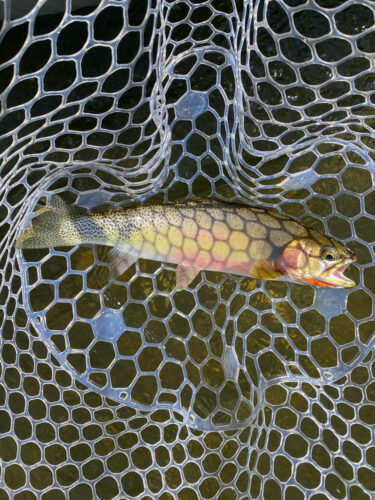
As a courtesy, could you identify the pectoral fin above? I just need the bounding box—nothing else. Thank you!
[176,264,200,289]
[250,259,283,280]
[108,248,137,277]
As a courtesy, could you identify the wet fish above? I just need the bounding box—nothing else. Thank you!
[16,196,356,288]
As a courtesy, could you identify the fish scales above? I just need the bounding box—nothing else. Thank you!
[78,203,294,276]
[16,197,356,288]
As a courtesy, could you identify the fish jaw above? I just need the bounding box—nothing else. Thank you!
[302,258,356,288]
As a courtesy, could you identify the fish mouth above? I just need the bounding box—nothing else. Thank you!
[302,258,356,288]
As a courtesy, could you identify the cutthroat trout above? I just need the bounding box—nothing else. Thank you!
[16,196,356,288]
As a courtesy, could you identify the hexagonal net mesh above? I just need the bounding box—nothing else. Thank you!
[0,0,374,498]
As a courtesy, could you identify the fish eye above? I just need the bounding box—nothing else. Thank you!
[321,247,338,261]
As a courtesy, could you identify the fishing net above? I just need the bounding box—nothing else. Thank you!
[0,0,374,498]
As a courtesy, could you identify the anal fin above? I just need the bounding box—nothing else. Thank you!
[108,248,137,278]
[176,264,200,289]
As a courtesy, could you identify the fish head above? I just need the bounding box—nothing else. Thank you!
[277,232,356,288]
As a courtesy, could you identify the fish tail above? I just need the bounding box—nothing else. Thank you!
[16,195,83,249]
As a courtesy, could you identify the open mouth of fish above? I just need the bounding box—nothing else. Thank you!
[303,259,356,288]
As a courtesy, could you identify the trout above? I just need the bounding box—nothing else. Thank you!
[16,196,356,288]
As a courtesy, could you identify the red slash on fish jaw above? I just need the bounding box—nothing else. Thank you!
[302,277,339,287]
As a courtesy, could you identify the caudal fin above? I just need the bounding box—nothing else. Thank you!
[16,195,81,249]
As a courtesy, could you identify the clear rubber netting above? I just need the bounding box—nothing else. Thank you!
[0,0,374,498]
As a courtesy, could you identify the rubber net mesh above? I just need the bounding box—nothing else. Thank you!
[0,0,374,498]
